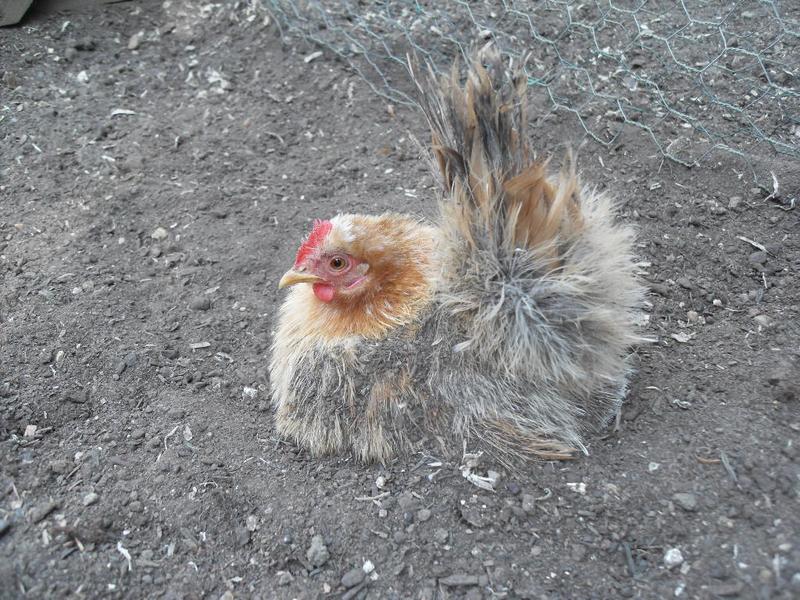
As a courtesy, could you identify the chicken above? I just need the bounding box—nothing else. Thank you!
[269,48,644,465]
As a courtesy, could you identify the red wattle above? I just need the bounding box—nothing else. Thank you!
[313,282,335,303]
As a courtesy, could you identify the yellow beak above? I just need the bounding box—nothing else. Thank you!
[278,269,323,289]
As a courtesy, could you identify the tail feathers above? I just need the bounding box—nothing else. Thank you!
[412,46,645,451]
[412,46,582,258]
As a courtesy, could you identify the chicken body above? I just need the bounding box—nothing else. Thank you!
[270,50,644,464]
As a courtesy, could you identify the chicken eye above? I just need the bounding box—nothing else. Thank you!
[329,256,347,271]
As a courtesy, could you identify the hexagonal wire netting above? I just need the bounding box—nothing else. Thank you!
[264,0,799,195]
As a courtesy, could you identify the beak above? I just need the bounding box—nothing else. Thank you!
[278,269,323,289]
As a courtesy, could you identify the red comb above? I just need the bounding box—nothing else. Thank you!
[294,219,332,266]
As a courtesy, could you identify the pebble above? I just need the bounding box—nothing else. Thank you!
[39,348,54,364]
[753,315,774,329]
[151,227,168,240]
[677,277,694,290]
[521,494,536,513]
[49,459,70,474]
[306,534,329,567]
[649,282,669,296]
[234,526,251,547]
[128,32,144,50]
[189,296,211,311]
[749,251,767,265]
[276,570,293,586]
[672,492,698,512]
[397,491,417,512]
[30,500,59,523]
[664,547,684,569]
[439,574,481,586]
[341,567,365,588]
[124,352,139,368]
[728,196,743,210]
[417,508,432,522]
[791,572,800,591]
[686,310,699,323]
[433,528,449,544]
[167,407,186,419]
[82,492,99,506]
[571,544,587,561]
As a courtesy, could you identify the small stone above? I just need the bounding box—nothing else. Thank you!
[128,32,144,50]
[397,491,417,512]
[341,567,365,588]
[82,492,99,506]
[189,297,211,311]
[728,196,743,210]
[791,572,800,591]
[672,492,698,512]
[521,494,536,513]
[433,528,449,544]
[125,352,138,367]
[306,534,329,567]
[30,500,59,523]
[677,277,694,290]
[753,314,774,329]
[649,282,669,296]
[417,508,432,522]
[686,310,699,323]
[748,251,768,265]
[276,570,293,586]
[234,526,250,547]
[49,459,70,473]
[664,547,684,569]
[39,348,54,364]
[151,227,168,241]
[440,574,479,586]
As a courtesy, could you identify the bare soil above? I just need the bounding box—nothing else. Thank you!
[1,2,798,599]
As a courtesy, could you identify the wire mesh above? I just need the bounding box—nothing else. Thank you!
[264,0,799,187]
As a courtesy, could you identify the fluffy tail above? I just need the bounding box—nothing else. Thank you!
[412,47,644,461]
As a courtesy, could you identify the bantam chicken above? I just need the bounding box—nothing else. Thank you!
[270,48,644,464]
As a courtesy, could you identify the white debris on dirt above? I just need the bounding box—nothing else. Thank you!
[664,547,684,569]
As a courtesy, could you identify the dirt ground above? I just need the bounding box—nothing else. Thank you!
[1,1,798,599]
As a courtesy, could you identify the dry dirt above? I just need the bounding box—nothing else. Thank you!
[1,1,798,599]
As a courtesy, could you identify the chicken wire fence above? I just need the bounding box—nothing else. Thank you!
[262,0,799,191]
